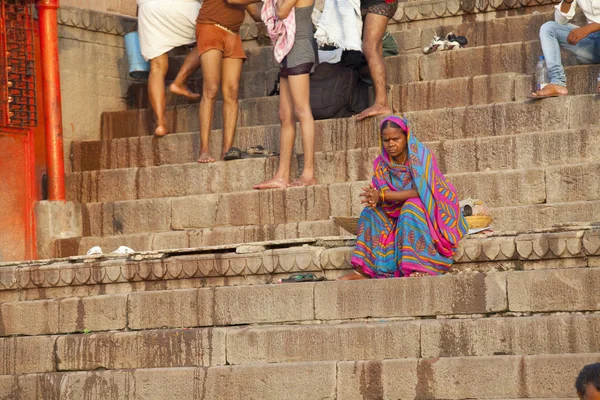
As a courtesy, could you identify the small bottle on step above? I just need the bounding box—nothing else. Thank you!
[535,56,548,91]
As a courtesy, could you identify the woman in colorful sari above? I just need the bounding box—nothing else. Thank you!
[338,115,468,280]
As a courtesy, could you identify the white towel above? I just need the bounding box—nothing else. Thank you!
[137,0,202,60]
[314,0,362,51]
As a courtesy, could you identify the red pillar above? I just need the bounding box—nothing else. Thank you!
[36,0,65,201]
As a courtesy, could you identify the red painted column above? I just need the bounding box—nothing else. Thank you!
[36,0,65,201]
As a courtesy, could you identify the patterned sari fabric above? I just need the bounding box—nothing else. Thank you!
[351,116,468,278]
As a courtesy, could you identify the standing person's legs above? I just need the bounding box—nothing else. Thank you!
[287,73,317,187]
[170,46,201,100]
[253,76,296,189]
[220,57,244,159]
[148,53,170,137]
[356,12,392,121]
[198,49,223,163]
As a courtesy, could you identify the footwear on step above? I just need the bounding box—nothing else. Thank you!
[223,147,243,161]
[423,35,446,54]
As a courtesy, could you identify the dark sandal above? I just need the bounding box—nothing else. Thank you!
[244,145,279,158]
[280,273,325,283]
[223,147,243,161]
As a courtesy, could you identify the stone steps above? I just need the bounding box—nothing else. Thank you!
[66,129,600,203]
[0,353,593,399]
[10,227,600,299]
[3,313,600,375]
[74,92,599,174]
[71,162,598,238]
[4,267,600,336]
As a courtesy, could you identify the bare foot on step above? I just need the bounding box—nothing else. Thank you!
[410,271,430,277]
[198,152,215,163]
[355,104,391,121]
[169,82,200,101]
[155,125,168,137]
[253,177,289,190]
[289,176,318,187]
[337,270,370,280]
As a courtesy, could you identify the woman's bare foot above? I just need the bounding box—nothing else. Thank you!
[198,152,215,163]
[410,271,430,277]
[289,176,318,187]
[528,83,568,99]
[355,103,391,121]
[169,82,200,101]
[337,270,370,281]
[155,125,168,137]
[253,176,289,190]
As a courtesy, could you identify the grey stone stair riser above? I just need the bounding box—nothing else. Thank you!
[127,68,280,109]
[4,268,600,335]
[75,163,599,235]
[6,314,599,376]
[97,91,599,145]
[100,95,281,140]
[492,200,600,232]
[3,353,595,399]
[66,132,600,203]
[394,65,600,112]
[72,114,600,174]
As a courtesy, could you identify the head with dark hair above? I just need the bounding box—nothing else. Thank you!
[576,363,600,399]
[379,116,409,165]
[380,119,407,134]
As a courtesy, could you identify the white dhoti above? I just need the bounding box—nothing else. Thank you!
[137,0,202,61]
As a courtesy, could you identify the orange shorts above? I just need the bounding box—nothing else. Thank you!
[196,23,247,60]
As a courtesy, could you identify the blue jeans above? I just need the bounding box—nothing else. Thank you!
[539,21,600,86]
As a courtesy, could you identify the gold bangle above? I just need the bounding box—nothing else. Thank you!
[380,189,386,203]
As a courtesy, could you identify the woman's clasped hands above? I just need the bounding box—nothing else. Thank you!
[360,183,381,208]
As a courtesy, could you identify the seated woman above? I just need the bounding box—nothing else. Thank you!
[338,116,468,280]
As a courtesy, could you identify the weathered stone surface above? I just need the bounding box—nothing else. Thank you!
[58,294,128,333]
[227,321,420,365]
[545,163,600,203]
[56,328,226,371]
[516,231,585,260]
[35,201,82,260]
[508,268,600,312]
[213,283,314,325]
[337,359,418,399]
[128,289,214,329]
[421,314,600,358]
[0,336,56,374]
[314,273,507,320]
[0,299,60,336]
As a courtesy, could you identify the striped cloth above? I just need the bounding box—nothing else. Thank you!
[351,116,468,278]
[261,0,296,63]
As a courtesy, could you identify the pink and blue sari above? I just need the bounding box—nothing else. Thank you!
[351,116,468,278]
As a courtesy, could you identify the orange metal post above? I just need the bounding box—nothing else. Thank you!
[36,0,65,201]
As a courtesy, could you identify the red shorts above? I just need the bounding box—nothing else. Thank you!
[196,23,247,59]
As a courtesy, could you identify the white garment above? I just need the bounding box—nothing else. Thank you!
[137,0,202,60]
[318,48,343,64]
[554,0,600,24]
[314,0,362,51]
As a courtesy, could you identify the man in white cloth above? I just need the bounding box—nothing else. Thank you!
[529,0,600,98]
[137,0,203,136]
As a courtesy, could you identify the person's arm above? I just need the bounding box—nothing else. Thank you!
[276,0,298,20]
[567,22,600,44]
[246,3,263,22]
[359,183,419,207]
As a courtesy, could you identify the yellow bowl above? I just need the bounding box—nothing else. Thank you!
[465,215,493,229]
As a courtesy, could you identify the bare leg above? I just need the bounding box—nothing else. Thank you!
[356,13,392,121]
[198,50,222,163]
[148,54,169,136]
[220,57,244,159]
[170,46,201,100]
[287,73,317,187]
[253,77,295,190]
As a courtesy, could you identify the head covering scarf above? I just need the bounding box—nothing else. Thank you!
[374,115,467,257]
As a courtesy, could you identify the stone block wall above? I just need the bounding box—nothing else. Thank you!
[61,0,137,17]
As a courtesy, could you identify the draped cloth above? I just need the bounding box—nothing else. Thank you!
[351,116,468,277]
[261,0,296,63]
[137,0,202,61]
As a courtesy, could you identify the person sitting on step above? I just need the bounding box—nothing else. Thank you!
[530,0,600,98]
[576,363,600,399]
[137,0,204,137]
[355,0,398,121]
[195,0,262,162]
[337,116,467,280]
[253,0,319,189]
